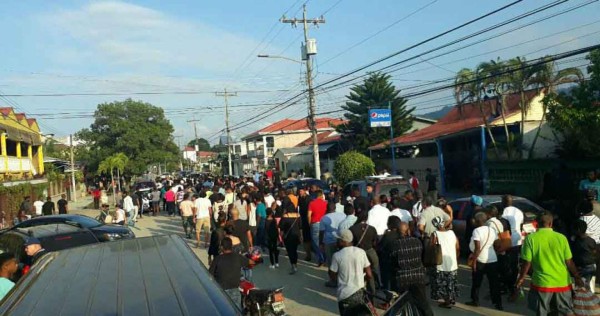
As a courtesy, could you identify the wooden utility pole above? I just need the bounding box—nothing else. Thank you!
[281,4,325,179]
[215,89,237,176]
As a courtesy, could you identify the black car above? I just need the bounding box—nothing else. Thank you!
[10,214,135,242]
[0,235,241,315]
[283,178,330,194]
[0,223,100,281]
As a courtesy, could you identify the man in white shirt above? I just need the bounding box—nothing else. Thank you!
[122,191,135,222]
[500,195,524,302]
[366,197,391,237]
[329,230,372,315]
[33,198,44,217]
[389,199,412,223]
[194,191,213,248]
[263,189,275,208]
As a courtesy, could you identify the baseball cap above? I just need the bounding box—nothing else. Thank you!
[24,237,41,247]
[333,230,353,243]
[471,195,483,206]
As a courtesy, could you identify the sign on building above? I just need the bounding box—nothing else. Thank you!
[368,109,392,127]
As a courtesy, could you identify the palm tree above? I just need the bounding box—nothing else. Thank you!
[97,153,129,204]
[97,158,116,205]
[455,66,500,157]
[527,58,583,158]
[111,153,129,192]
[478,59,513,159]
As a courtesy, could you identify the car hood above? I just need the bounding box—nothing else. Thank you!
[90,224,132,234]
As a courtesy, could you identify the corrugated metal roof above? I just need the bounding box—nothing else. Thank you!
[0,235,240,316]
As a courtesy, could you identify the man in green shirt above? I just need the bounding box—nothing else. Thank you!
[0,253,18,300]
[516,213,584,315]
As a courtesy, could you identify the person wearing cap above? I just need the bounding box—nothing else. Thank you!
[430,216,459,309]
[329,229,372,316]
[24,237,48,265]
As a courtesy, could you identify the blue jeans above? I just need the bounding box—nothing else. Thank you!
[256,217,266,248]
[310,222,325,264]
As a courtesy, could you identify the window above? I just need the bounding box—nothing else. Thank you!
[266,137,274,148]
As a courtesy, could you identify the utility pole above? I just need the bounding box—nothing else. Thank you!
[187,118,201,171]
[281,4,325,179]
[215,89,237,176]
[69,134,77,202]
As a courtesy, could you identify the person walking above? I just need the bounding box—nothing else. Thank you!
[579,199,600,284]
[255,195,268,250]
[33,197,43,217]
[466,212,502,310]
[367,196,391,238]
[194,191,213,248]
[329,230,373,316]
[165,187,176,216]
[179,193,195,239]
[42,197,55,216]
[208,213,227,266]
[320,202,346,287]
[571,219,597,292]
[151,188,161,216]
[517,213,584,315]
[418,196,450,242]
[229,208,253,252]
[280,205,301,274]
[92,188,101,210]
[298,188,313,262]
[209,237,254,308]
[338,204,358,233]
[122,191,135,225]
[501,194,524,302]
[385,220,433,316]
[350,211,380,293]
[57,194,68,214]
[308,190,327,266]
[409,171,419,192]
[266,209,280,269]
[430,216,460,309]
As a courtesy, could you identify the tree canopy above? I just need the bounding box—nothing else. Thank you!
[76,99,179,174]
[336,72,414,153]
[333,151,375,186]
[187,138,211,151]
[547,49,600,158]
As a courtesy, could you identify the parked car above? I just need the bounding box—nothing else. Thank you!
[0,223,100,282]
[449,195,543,253]
[342,175,411,198]
[283,178,330,194]
[8,214,135,242]
[0,235,241,315]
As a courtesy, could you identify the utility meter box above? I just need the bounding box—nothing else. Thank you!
[306,38,317,55]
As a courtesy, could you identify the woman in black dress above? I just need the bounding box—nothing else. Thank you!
[280,206,301,274]
[208,213,227,265]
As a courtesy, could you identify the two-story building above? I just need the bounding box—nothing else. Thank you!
[241,117,345,172]
[0,107,45,181]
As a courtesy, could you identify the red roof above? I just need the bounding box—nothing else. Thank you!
[197,151,217,158]
[369,90,539,150]
[296,131,341,146]
[183,146,195,151]
[245,117,346,139]
[26,118,37,127]
[0,107,13,116]
[15,113,25,121]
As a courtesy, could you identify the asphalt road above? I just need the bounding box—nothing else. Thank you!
[73,198,529,316]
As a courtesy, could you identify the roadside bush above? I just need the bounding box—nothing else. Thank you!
[334,151,375,186]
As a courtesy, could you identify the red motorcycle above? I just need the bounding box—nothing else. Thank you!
[239,279,286,316]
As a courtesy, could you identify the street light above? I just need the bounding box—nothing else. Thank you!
[257,54,304,64]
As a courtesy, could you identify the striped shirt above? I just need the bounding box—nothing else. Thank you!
[387,236,426,286]
[581,214,600,244]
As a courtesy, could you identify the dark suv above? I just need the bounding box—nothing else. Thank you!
[0,223,100,281]
[343,176,411,198]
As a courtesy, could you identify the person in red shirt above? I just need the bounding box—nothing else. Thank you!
[165,187,176,216]
[308,190,328,266]
[92,188,101,210]
[266,169,274,182]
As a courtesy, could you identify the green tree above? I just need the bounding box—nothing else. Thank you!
[333,151,375,186]
[336,72,414,153]
[76,99,179,174]
[187,138,211,151]
[547,49,600,158]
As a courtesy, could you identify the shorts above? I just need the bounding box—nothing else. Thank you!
[196,217,211,232]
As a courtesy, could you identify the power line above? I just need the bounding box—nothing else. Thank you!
[1,89,292,98]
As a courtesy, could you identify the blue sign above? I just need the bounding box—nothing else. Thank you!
[369,109,391,127]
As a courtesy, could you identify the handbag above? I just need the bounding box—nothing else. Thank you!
[423,232,443,267]
[573,287,600,316]
[492,221,512,253]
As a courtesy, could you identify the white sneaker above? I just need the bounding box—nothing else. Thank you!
[275,263,279,268]
[270,265,275,269]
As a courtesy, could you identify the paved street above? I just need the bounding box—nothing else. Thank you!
[71,196,530,316]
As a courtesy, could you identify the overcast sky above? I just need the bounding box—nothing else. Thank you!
[1,0,598,145]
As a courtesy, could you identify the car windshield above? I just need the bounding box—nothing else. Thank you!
[73,216,103,228]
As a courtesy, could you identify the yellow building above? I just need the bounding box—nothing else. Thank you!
[0,107,44,181]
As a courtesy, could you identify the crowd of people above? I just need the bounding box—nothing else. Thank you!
[109,168,600,315]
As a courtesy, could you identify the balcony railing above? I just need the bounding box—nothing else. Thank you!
[0,157,35,174]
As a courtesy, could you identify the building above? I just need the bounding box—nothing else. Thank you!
[0,107,45,181]
[369,90,554,195]
[241,117,346,172]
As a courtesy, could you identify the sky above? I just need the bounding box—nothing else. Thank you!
[0,0,599,146]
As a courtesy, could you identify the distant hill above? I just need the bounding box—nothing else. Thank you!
[420,106,453,120]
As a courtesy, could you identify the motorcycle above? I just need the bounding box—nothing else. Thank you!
[239,279,287,316]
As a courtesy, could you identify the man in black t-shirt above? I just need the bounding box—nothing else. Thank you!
[297,188,312,261]
[230,208,253,251]
[209,237,253,306]
[349,211,379,293]
[42,197,55,216]
[57,194,68,214]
